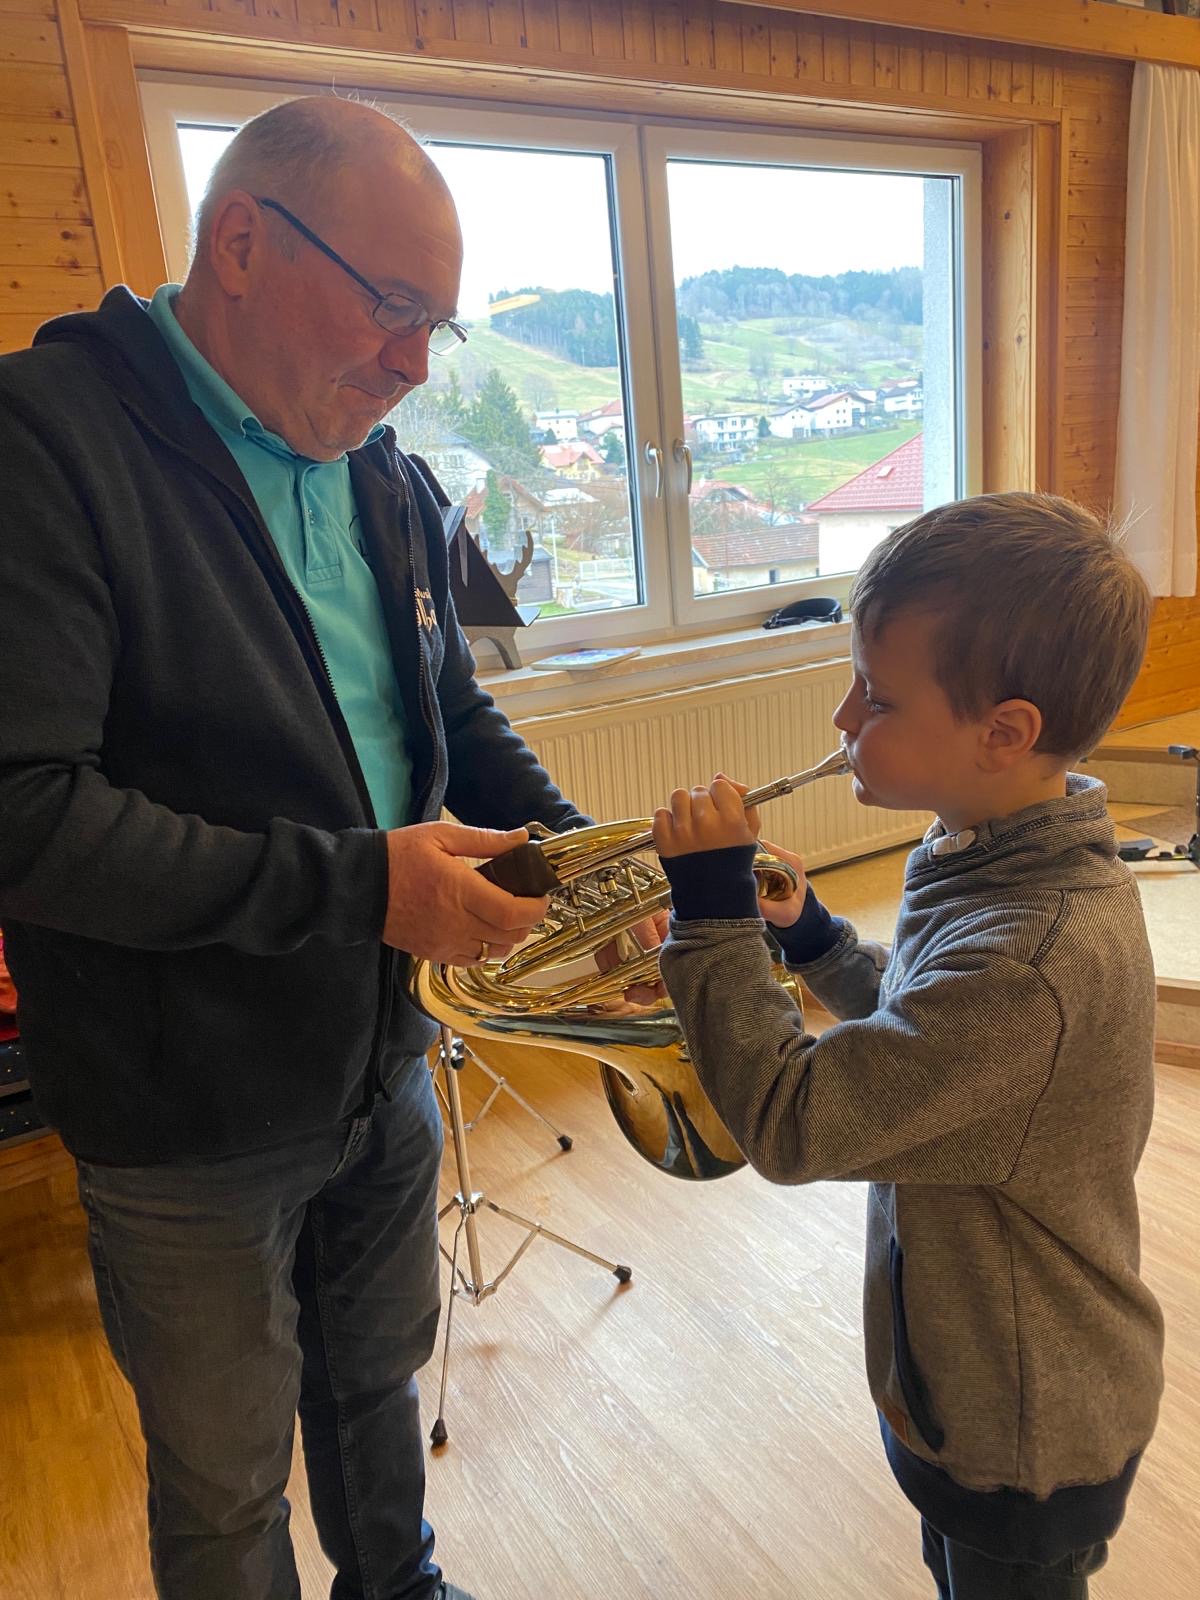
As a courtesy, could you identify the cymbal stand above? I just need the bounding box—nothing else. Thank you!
[430,1025,632,1448]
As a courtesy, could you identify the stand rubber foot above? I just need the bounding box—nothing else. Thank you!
[430,1419,448,1448]
[614,1265,633,1284]
[557,1135,573,1151]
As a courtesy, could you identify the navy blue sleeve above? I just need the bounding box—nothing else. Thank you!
[773,888,844,964]
[660,845,760,920]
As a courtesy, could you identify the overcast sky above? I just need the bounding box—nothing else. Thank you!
[181,128,927,320]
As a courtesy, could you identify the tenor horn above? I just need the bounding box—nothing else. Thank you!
[409,749,851,1182]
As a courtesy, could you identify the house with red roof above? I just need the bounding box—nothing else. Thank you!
[691,520,819,592]
[576,399,626,446]
[805,432,924,573]
[539,440,606,480]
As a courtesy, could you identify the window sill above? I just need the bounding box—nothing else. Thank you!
[476,618,852,719]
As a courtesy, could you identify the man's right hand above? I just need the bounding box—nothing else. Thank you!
[382,822,550,964]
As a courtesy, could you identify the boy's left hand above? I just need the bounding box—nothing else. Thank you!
[652,773,761,858]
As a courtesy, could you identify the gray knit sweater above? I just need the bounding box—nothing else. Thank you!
[659,776,1164,1501]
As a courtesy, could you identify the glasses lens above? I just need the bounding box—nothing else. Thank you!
[428,323,464,355]
[375,296,425,337]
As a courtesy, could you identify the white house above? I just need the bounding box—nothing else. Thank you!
[577,400,625,443]
[806,433,924,574]
[878,377,923,416]
[781,374,832,399]
[767,402,816,440]
[534,409,580,443]
[881,389,924,417]
[802,390,868,434]
[418,430,495,501]
[690,412,760,452]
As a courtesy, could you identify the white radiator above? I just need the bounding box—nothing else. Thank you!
[511,660,930,870]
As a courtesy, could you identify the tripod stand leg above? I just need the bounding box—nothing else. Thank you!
[485,1199,633,1283]
[456,1038,574,1152]
[430,1215,465,1449]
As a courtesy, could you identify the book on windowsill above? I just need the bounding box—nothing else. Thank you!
[529,647,641,672]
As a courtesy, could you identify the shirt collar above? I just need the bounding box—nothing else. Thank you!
[146,284,386,460]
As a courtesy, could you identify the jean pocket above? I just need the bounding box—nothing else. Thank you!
[889,1236,945,1453]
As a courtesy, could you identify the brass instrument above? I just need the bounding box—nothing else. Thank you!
[409,749,852,1182]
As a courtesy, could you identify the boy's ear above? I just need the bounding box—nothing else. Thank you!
[978,698,1043,770]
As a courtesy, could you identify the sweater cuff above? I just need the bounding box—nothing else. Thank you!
[660,845,760,921]
[773,887,843,964]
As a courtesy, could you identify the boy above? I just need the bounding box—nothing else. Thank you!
[652,493,1164,1600]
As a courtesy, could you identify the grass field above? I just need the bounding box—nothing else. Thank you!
[709,422,921,510]
[450,314,922,422]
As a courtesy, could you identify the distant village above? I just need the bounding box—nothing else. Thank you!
[422,373,925,611]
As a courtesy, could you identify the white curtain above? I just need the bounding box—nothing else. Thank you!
[1114,62,1200,597]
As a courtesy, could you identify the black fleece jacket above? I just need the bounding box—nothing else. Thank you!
[0,288,582,1164]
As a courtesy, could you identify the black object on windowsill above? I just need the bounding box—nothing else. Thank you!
[763,597,843,631]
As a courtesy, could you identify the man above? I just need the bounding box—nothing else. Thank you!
[0,96,587,1600]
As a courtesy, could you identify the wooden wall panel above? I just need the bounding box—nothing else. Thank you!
[0,0,1192,722]
[0,1,99,351]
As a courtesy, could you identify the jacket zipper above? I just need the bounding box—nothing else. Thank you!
[132,412,406,1099]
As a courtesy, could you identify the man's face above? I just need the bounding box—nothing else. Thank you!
[245,164,463,461]
[833,610,985,820]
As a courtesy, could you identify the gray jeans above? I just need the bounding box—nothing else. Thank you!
[77,1056,444,1600]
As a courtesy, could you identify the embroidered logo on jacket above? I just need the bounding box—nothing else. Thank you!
[415,586,437,633]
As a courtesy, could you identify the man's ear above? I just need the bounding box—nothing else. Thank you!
[206,191,263,299]
[978,698,1043,771]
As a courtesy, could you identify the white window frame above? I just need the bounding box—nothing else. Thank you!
[139,77,981,657]
[641,124,982,630]
[140,77,672,650]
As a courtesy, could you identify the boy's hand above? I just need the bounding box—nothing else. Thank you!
[755,838,809,928]
[652,773,761,858]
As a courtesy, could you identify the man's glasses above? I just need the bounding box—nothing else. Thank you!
[256,196,467,356]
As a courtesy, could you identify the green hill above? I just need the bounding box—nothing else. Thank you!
[725,422,922,510]
[443,313,921,426]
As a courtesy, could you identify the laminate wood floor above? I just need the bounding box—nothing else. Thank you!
[2,1047,1197,1600]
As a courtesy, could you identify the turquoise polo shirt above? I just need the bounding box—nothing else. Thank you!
[148,285,412,828]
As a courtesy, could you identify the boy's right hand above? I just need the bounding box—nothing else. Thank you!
[709,774,810,927]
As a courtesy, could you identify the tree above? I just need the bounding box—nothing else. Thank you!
[600,429,625,466]
[749,347,775,401]
[460,369,541,479]
[757,415,771,440]
[438,369,467,428]
[678,313,704,363]
[481,471,511,546]
[523,374,555,412]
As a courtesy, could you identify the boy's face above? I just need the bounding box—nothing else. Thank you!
[833,609,986,819]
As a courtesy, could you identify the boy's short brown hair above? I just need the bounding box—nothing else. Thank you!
[849,492,1153,760]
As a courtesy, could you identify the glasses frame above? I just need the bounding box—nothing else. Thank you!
[255,196,467,355]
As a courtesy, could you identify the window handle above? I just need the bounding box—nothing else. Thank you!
[673,438,693,495]
[644,441,663,499]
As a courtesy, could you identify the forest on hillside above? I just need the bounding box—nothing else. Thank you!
[486,266,923,368]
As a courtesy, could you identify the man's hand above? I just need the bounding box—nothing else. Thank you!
[652,772,761,859]
[595,909,669,1005]
[383,823,549,964]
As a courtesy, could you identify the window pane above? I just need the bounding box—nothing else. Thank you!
[175,127,642,620]
[666,160,956,598]
[415,144,640,619]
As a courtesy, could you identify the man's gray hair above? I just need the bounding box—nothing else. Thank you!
[191,95,415,262]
